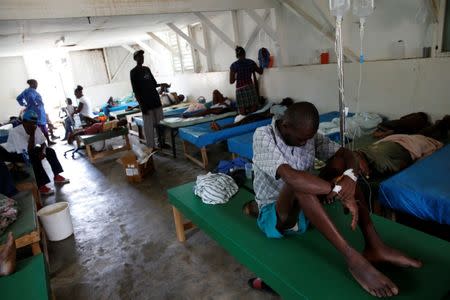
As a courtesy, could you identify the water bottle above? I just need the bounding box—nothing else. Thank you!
[329,0,351,17]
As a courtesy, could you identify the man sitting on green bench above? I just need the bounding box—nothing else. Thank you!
[252,102,422,298]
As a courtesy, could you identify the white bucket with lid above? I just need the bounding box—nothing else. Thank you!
[37,202,74,241]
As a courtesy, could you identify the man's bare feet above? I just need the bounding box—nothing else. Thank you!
[347,249,399,297]
[0,232,16,276]
[363,243,422,268]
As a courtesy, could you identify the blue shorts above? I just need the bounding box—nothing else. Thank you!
[257,202,309,239]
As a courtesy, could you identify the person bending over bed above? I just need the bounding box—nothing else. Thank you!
[67,119,128,144]
[250,102,421,297]
[182,90,234,118]
[210,97,293,131]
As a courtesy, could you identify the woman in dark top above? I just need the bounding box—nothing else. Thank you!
[230,46,263,115]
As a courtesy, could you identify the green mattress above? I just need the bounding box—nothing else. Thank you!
[0,253,50,300]
[168,182,450,300]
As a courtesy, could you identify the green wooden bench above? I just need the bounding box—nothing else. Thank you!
[168,182,450,300]
[76,127,131,163]
[0,253,51,300]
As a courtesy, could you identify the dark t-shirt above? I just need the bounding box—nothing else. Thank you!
[230,58,257,89]
[130,66,161,113]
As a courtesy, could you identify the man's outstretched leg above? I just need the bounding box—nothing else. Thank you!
[275,185,400,297]
[354,187,422,268]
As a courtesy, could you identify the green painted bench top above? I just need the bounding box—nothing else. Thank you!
[0,191,37,244]
[0,253,50,300]
[79,127,129,144]
[168,182,450,300]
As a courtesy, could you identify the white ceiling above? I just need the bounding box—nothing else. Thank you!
[0,13,206,57]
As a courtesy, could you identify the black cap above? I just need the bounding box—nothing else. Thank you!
[133,50,144,60]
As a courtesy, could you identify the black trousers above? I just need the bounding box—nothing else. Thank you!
[0,146,64,188]
[0,161,17,197]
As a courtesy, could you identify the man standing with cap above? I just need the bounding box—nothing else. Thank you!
[0,110,69,195]
[130,50,168,151]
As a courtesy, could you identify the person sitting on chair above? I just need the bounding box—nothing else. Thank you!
[0,111,69,195]
[61,98,76,141]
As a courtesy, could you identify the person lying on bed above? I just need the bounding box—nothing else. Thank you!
[333,117,450,179]
[373,112,449,139]
[250,102,421,298]
[67,119,128,144]
[181,90,234,118]
[210,97,293,131]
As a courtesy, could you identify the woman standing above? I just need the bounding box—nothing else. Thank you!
[16,79,55,145]
[229,46,263,115]
[74,85,95,124]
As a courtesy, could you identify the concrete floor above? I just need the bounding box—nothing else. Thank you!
[43,138,279,300]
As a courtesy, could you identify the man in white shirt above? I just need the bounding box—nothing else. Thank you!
[0,111,69,195]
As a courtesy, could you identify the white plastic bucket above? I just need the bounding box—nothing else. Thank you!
[37,202,74,241]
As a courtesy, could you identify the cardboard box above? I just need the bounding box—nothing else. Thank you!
[118,150,155,183]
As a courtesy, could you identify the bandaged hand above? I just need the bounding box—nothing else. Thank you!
[326,171,358,230]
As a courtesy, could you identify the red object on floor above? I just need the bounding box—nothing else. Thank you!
[38,185,53,195]
[320,52,329,64]
[54,174,70,184]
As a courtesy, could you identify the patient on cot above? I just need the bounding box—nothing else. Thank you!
[210,97,293,131]
[182,90,235,118]
[248,102,421,298]
[67,119,128,144]
[349,115,449,177]
[373,112,449,139]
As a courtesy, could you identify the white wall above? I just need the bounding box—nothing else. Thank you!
[0,56,28,122]
[156,57,450,121]
[84,81,132,111]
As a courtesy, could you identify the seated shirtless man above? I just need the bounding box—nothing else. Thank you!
[68,119,128,144]
[251,102,421,297]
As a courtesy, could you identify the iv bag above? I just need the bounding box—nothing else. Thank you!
[353,0,374,18]
[329,0,351,17]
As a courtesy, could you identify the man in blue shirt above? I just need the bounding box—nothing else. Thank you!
[16,79,55,145]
